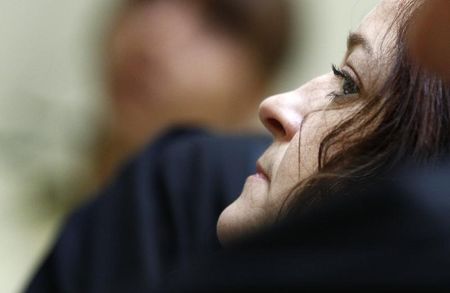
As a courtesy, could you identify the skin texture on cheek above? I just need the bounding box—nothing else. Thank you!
[274,107,352,206]
[266,138,300,213]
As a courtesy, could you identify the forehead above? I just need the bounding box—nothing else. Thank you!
[343,0,414,92]
[355,0,404,57]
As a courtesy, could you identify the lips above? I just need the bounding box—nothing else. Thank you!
[256,161,270,181]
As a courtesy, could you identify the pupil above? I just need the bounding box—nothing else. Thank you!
[343,80,357,95]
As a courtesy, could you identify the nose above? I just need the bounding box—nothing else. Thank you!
[259,91,304,141]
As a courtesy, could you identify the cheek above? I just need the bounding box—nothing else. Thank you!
[274,114,326,187]
[270,111,345,203]
[268,135,301,208]
[298,112,331,177]
[298,108,359,174]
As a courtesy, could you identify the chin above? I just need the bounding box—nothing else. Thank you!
[217,196,270,247]
[216,203,237,246]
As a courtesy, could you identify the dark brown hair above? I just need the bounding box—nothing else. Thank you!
[285,1,450,215]
[128,0,291,79]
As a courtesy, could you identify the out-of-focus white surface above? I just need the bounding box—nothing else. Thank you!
[0,0,121,292]
[276,0,380,91]
[0,0,379,292]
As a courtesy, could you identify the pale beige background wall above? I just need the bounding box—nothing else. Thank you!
[276,0,380,91]
[0,1,378,292]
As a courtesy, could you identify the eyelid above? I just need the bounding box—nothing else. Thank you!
[343,62,364,95]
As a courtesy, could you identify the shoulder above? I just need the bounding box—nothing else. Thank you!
[146,127,270,159]
[140,127,271,203]
[132,127,271,176]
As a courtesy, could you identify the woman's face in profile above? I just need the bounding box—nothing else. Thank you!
[217,0,405,244]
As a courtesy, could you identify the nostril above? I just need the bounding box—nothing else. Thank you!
[266,118,286,137]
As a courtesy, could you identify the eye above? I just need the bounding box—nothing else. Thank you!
[330,64,360,99]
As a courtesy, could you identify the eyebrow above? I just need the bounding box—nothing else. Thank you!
[347,32,372,55]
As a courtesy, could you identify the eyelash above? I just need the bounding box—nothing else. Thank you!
[329,64,360,99]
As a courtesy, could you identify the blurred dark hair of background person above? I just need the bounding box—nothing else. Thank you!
[92,0,291,189]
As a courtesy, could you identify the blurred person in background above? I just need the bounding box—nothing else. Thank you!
[25,0,291,292]
[93,0,291,188]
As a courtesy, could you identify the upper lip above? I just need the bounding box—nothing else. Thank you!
[256,161,270,181]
